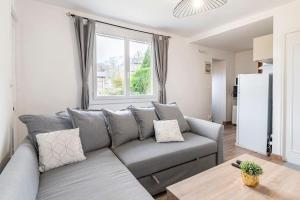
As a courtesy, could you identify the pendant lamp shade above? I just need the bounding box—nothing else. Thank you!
[173,0,227,18]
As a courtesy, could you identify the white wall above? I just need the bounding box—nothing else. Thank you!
[167,38,212,120]
[0,0,13,163]
[212,60,227,124]
[235,50,258,76]
[15,0,81,145]
[15,0,213,144]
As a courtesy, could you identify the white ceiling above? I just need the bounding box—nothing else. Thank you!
[37,0,294,37]
[196,17,273,52]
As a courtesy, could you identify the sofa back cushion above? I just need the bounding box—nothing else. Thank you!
[102,109,139,149]
[152,102,190,133]
[67,109,111,152]
[19,115,73,151]
[0,139,39,200]
[129,106,158,140]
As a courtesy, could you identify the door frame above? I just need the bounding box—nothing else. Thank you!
[283,30,300,165]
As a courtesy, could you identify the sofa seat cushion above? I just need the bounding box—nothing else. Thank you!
[114,132,217,178]
[38,148,153,200]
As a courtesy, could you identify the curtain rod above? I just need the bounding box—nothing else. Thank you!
[66,12,171,38]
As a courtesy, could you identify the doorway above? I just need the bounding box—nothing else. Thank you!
[211,59,227,124]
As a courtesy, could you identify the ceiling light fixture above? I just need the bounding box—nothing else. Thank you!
[173,0,228,18]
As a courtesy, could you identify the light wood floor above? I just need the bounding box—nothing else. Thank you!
[154,125,283,200]
[223,125,282,164]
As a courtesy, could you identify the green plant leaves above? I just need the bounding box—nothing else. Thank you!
[240,161,263,176]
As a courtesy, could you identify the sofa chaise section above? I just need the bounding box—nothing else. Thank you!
[38,147,153,200]
[0,140,154,200]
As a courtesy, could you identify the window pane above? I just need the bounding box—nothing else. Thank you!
[96,35,125,96]
[129,41,152,96]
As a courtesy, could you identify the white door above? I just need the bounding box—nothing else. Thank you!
[237,74,270,155]
[285,32,300,165]
[211,60,226,124]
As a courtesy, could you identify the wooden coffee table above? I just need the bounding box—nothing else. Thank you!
[167,154,300,200]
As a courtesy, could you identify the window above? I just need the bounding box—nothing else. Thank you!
[92,25,156,103]
[96,35,125,96]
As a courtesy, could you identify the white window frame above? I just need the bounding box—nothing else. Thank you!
[89,24,158,105]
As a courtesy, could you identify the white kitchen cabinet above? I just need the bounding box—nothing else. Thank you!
[253,34,273,63]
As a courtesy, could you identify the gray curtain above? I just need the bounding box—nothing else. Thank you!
[153,35,169,104]
[74,16,96,110]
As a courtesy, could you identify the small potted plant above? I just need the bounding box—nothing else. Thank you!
[240,161,263,187]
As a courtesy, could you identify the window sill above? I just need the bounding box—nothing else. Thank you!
[89,96,157,106]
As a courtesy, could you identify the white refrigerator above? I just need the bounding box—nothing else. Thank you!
[236,74,272,155]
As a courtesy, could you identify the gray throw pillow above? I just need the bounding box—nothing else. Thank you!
[129,106,158,140]
[19,115,73,151]
[152,102,190,133]
[67,108,111,153]
[102,109,139,149]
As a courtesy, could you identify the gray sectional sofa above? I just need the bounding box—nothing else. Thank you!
[0,109,224,200]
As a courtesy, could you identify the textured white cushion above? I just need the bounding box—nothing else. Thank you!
[153,120,184,143]
[36,128,86,172]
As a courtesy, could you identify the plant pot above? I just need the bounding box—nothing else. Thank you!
[241,172,259,187]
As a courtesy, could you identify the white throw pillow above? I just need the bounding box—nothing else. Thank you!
[153,120,184,143]
[36,128,86,172]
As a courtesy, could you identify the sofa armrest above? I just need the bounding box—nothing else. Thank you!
[185,117,224,164]
[0,138,39,200]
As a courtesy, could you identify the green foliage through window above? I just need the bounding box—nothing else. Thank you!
[112,75,124,95]
[130,48,152,95]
